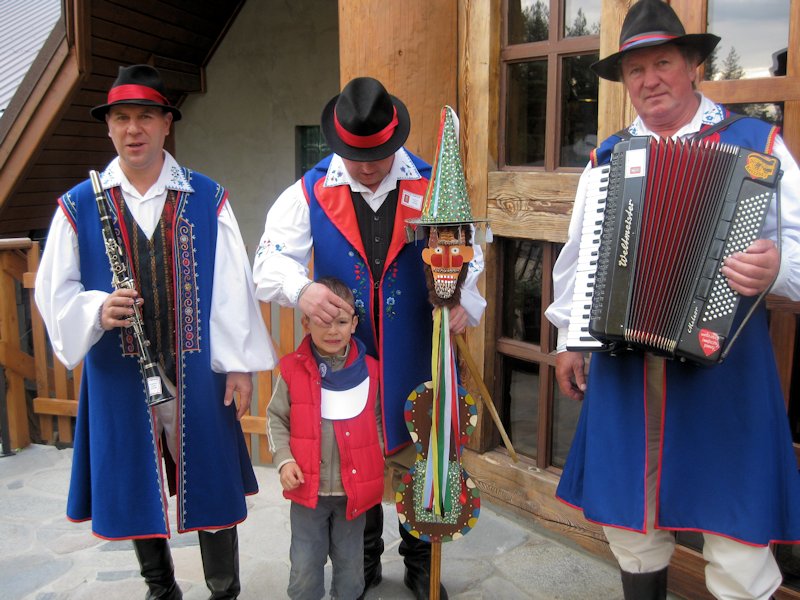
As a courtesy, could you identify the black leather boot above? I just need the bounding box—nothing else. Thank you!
[362,504,384,591]
[620,567,668,600]
[198,527,240,600]
[132,538,182,600]
[398,524,448,600]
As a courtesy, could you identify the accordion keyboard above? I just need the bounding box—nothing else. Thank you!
[566,165,611,351]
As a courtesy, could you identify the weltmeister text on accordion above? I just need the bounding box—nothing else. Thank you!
[566,136,780,365]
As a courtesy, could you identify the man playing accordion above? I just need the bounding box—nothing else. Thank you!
[546,1,800,598]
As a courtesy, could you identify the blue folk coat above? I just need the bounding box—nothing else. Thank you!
[557,111,800,545]
[59,168,257,540]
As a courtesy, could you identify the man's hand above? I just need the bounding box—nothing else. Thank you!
[447,304,469,334]
[100,288,142,330]
[279,461,305,491]
[721,238,779,296]
[555,351,587,401]
[298,282,354,326]
[224,372,253,420]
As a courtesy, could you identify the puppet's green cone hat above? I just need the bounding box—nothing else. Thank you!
[407,106,488,228]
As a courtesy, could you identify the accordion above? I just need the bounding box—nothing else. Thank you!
[566,136,781,365]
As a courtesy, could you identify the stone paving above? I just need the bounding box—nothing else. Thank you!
[0,444,649,600]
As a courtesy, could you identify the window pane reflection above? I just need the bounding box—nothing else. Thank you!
[503,356,539,459]
[507,0,549,45]
[552,377,581,468]
[506,61,547,167]
[502,239,544,343]
[563,1,600,38]
[725,102,784,129]
[676,531,703,552]
[776,544,800,591]
[560,53,599,167]
[705,0,788,80]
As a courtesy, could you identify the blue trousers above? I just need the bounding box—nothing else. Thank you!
[288,496,366,600]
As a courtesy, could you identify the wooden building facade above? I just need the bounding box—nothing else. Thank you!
[340,1,800,598]
[4,1,800,598]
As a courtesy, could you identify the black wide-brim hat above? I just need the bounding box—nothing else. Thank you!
[90,64,182,122]
[321,77,410,162]
[591,0,720,82]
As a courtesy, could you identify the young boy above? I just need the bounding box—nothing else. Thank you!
[267,277,385,600]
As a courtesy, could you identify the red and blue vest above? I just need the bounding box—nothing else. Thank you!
[302,153,433,454]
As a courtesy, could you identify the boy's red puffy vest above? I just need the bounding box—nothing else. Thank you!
[280,335,385,519]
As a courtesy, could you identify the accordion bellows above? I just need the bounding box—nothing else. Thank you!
[567,136,780,365]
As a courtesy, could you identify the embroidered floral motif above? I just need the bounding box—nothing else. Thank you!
[177,219,201,353]
[60,191,77,216]
[383,263,401,320]
[702,103,726,126]
[351,251,369,323]
[324,164,349,187]
[255,239,273,258]
[395,149,421,180]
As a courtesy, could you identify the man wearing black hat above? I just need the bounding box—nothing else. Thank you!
[35,64,276,599]
[546,1,800,599]
[253,77,486,599]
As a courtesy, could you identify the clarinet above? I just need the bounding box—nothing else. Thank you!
[90,170,174,407]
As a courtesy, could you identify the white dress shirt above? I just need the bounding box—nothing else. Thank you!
[35,151,276,373]
[252,148,487,326]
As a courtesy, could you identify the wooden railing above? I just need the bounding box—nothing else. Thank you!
[8,238,800,464]
[2,238,297,463]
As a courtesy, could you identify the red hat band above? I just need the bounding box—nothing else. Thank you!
[334,106,398,149]
[107,84,170,107]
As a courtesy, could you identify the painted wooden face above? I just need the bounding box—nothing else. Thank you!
[421,227,474,299]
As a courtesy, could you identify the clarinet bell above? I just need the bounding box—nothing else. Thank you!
[146,391,175,407]
[143,374,174,407]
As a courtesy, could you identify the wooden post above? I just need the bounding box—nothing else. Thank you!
[430,541,442,600]
[0,241,32,449]
[256,300,275,463]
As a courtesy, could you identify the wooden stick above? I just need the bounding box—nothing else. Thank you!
[430,541,442,600]
[455,333,519,463]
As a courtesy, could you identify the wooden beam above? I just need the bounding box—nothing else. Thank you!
[0,252,29,447]
[0,342,36,381]
[462,448,613,556]
[487,170,580,241]
[458,0,500,451]
[0,39,81,214]
[33,397,78,417]
[699,77,800,104]
[240,414,266,435]
[256,301,274,464]
[597,0,636,141]
[338,0,457,163]
[64,0,91,76]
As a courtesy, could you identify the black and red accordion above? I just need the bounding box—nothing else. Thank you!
[566,136,781,364]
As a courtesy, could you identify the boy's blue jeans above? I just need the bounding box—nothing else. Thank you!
[288,496,366,600]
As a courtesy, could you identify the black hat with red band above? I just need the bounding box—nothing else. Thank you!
[90,64,182,122]
[320,77,410,162]
[591,0,720,82]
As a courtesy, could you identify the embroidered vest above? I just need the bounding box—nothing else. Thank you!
[302,153,433,454]
[117,190,178,382]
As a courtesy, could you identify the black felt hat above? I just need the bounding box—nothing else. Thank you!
[320,77,410,161]
[591,0,720,81]
[90,64,182,122]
